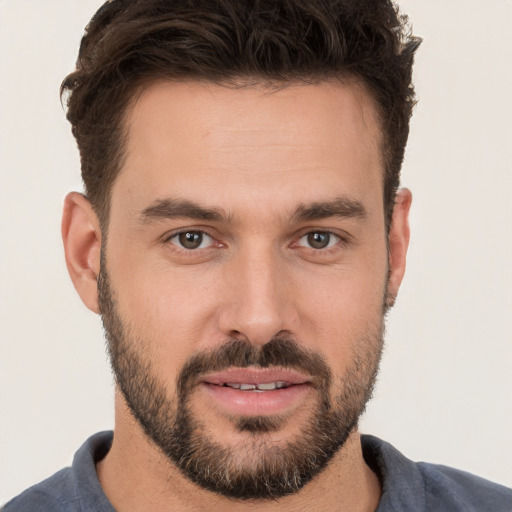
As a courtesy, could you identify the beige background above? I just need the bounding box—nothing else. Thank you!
[1,0,511,504]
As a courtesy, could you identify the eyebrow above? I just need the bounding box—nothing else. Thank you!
[292,197,367,222]
[139,196,366,225]
[139,198,227,223]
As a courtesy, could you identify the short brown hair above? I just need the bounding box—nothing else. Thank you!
[61,0,420,229]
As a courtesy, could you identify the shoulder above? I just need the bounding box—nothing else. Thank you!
[417,462,512,511]
[2,468,77,512]
[2,431,114,512]
[361,434,512,512]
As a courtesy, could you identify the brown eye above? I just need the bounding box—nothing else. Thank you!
[171,231,212,250]
[298,231,339,250]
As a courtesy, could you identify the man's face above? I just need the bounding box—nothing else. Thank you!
[98,81,403,499]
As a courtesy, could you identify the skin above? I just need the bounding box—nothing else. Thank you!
[62,80,411,511]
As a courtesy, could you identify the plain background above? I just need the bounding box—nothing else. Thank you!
[1,0,511,504]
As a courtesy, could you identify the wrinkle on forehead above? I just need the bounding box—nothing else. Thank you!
[123,78,382,160]
[111,79,385,228]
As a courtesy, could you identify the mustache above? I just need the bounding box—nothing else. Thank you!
[176,337,331,395]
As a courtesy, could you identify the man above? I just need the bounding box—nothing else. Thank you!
[3,0,511,510]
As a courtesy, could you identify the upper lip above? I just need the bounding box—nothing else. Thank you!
[202,367,311,386]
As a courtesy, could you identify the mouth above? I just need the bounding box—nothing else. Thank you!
[203,366,311,389]
[218,381,291,391]
[199,367,314,417]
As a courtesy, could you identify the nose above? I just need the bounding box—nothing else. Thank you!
[217,247,297,347]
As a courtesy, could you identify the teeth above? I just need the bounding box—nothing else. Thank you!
[256,382,277,390]
[223,381,290,391]
[257,381,289,390]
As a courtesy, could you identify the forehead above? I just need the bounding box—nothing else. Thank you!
[113,80,384,221]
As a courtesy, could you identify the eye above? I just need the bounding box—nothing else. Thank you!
[168,230,214,250]
[297,231,340,250]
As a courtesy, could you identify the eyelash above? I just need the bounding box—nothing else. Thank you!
[163,229,348,254]
[296,231,341,251]
[164,230,219,251]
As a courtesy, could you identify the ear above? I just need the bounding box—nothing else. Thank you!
[61,192,102,314]
[386,188,412,308]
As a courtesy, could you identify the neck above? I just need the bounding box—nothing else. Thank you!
[96,395,381,512]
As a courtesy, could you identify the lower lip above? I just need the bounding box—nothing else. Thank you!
[200,382,313,416]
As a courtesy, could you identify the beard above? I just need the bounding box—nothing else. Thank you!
[98,262,385,501]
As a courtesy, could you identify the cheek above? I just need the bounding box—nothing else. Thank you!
[106,244,223,377]
[105,220,388,378]
[294,256,387,365]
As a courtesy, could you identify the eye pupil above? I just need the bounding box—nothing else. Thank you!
[179,231,203,249]
[307,232,330,249]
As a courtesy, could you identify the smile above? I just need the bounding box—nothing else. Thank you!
[220,381,291,391]
[200,367,313,416]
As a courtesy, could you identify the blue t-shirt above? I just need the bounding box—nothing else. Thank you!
[3,431,511,511]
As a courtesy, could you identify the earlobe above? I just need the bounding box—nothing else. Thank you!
[386,188,412,308]
[61,192,102,314]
